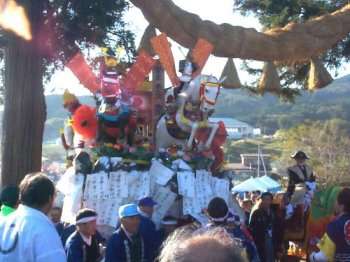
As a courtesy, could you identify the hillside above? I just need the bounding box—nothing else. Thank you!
[214,75,350,133]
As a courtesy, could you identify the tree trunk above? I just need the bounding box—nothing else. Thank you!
[130,0,350,62]
[1,1,46,186]
[1,37,45,186]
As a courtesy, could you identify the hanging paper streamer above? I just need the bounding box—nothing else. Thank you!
[66,52,100,94]
[71,105,97,140]
[138,25,157,56]
[151,33,180,87]
[191,38,214,77]
[123,50,156,91]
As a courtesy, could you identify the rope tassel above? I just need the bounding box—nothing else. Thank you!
[308,58,333,91]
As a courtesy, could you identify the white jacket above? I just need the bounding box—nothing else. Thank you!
[0,205,66,262]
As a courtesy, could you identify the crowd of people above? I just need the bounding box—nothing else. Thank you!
[0,150,349,262]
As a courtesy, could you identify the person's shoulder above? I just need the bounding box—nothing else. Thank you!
[251,207,263,215]
[109,228,124,241]
[65,231,83,249]
[328,214,350,229]
[141,215,155,225]
[107,229,126,250]
[65,231,81,246]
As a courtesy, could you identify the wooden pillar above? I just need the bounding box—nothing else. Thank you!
[151,60,165,142]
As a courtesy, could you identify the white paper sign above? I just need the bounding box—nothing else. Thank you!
[84,172,109,200]
[213,177,230,203]
[183,196,201,215]
[149,160,174,186]
[177,171,195,198]
[109,171,128,199]
[195,170,214,210]
[127,170,141,201]
[134,171,150,200]
[152,186,177,228]
[83,198,120,227]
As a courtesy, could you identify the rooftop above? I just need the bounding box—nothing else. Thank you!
[209,117,252,128]
[240,153,271,157]
[223,163,252,171]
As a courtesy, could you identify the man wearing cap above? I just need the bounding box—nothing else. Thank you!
[287,150,316,197]
[65,208,102,262]
[0,186,19,218]
[105,204,150,262]
[137,197,160,260]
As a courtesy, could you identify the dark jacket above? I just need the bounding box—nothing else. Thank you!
[249,207,283,262]
[326,213,350,261]
[105,227,149,262]
[139,215,161,260]
[65,231,101,262]
[287,164,315,195]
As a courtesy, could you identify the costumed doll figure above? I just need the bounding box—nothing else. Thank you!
[287,151,316,211]
[61,90,97,166]
[96,60,136,148]
[162,59,197,135]
[175,58,197,96]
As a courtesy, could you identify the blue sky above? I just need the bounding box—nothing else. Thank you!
[46,0,349,95]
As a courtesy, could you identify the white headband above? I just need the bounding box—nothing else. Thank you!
[76,216,97,225]
[209,211,229,222]
[161,220,177,225]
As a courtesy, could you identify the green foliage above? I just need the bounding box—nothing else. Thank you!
[24,0,135,83]
[234,0,350,89]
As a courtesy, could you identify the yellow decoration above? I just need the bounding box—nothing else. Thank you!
[101,47,119,67]
[138,80,152,92]
[318,233,336,261]
[63,89,78,106]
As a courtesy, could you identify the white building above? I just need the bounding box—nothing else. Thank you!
[210,117,260,139]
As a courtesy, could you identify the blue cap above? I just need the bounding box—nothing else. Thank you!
[138,197,157,207]
[119,204,139,218]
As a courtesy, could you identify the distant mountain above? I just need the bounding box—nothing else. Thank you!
[213,75,350,134]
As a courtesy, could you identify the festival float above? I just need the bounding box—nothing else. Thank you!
[55,27,341,261]
[56,32,240,238]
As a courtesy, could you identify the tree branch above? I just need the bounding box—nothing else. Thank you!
[130,0,350,62]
